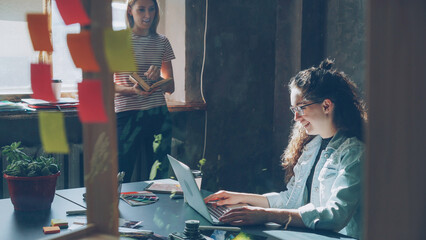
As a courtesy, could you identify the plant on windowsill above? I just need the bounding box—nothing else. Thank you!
[2,142,60,211]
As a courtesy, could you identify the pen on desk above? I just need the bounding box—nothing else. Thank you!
[66,210,87,215]
[199,226,241,232]
[144,182,154,190]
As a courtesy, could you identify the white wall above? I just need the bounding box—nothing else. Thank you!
[158,0,186,102]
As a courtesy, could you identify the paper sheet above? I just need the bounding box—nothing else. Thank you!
[38,111,70,154]
[27,14,53,52]
[77,80,108,123]
[55,0,91,26]
[67,31,100,72]
[103,29,137,72]
[31,63,57,102]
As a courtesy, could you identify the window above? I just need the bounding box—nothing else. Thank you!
[0,0,186,102]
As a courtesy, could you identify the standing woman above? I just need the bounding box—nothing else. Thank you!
[115,0,175,182]
[204,59,367,239]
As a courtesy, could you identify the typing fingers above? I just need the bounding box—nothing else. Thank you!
[219,208,253,225]
[204,190,229,204]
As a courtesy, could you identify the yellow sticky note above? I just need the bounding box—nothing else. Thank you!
[38,112,69,154]
[103,29,137,72]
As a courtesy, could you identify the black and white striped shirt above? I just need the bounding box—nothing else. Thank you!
[114,33,175,113]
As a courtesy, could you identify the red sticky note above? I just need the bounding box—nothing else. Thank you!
[27,14,53,52]
[31,64,57,102]
[77,80,108,123]
[67,31,100,72]
[55,0,90,26]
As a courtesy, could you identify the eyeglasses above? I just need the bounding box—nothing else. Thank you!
[289,101,322,116]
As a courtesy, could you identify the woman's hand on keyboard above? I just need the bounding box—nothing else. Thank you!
[204,190,244,206]
[219,206,270,226]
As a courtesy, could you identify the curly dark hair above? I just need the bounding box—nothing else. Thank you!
[282,59,367,183]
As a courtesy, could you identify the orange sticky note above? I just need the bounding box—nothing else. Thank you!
[77,80,108,123]
[31,63,57,102]
[39,112,70,154]
[27,14,53,52]
[67,31,100,72]
[103,29,137,72]
[55,0,90,26]
[43,226,60,234]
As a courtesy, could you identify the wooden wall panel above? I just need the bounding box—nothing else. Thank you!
[365,1,426,239]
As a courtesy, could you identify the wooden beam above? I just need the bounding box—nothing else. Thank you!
[82,0,119,237]
[365,1,426,239]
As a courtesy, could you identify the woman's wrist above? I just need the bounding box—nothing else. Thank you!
[115,84,136,96]
[241,193,269,208]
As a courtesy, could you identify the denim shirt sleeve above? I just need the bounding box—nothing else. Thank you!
[263,175,296,208]
[298,141,363,232]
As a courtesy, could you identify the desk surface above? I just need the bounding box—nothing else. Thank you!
[0,194,86,240]
[55,180,356,240]
[0,180,357,240]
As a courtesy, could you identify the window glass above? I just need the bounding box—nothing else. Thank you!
[51,0,82,92]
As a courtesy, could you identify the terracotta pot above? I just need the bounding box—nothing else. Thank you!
[3,172,60,211]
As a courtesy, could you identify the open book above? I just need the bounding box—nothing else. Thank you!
[144,182,183,195]
[129,72,172,92]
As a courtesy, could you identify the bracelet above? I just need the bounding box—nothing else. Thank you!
[284,214,292,230]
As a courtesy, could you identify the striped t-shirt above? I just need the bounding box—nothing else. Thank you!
[114,33,175,113]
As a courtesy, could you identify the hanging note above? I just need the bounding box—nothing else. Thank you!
[31,63,57,102]
[67,31,100,72]
[27,14,53,52]
[103,29,137,72]
[55,0,90,26]
[77,80,108,123]
[38,111,70,154]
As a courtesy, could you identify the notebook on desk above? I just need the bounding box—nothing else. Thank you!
[168,155,246,225]
[21,98,79,109]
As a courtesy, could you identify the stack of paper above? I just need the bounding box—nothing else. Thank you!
[0,101,25,111]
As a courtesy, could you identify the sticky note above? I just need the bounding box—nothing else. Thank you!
[103,29,137,72]
[43,226,60,234]
[31,63,57,102]
[67,31,100,72]
[39,112,70,154]
[51,219,69,229]
[27,14,53,52]
[55,0,90,26]
[77,80,108,123]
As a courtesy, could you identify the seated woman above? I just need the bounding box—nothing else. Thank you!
[204,59,366,239]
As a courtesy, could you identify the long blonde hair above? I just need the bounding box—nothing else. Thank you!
[126,0,160,34]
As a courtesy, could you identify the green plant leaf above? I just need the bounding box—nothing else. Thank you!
[149,160,162,180]
[2,142,59,177]
[152,134,162,153]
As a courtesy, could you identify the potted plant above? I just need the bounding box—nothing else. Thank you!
[2,142,60,211]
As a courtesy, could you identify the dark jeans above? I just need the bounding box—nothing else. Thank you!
[116,106,171,183]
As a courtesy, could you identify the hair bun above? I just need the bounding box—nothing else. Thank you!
[319,58,334,70]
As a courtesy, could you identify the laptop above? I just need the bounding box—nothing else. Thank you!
[167,155,246,225]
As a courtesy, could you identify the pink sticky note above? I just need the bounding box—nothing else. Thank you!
[55,0,90,26]
[31,64,57,102]
[77,80,108,123]
[27,14,53,52]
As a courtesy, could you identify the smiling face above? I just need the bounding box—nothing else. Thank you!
[290,87,337,138]
[128,0,157,35]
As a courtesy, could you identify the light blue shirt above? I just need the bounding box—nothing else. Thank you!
[264,131,363,239]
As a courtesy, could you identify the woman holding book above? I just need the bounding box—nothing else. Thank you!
[204,59,366,239]
[114,0,175,182]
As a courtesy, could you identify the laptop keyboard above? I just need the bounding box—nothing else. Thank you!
[207,204,229,220]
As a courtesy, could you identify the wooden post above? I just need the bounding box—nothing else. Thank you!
[82,0,119,237]
[365,1,426,239]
